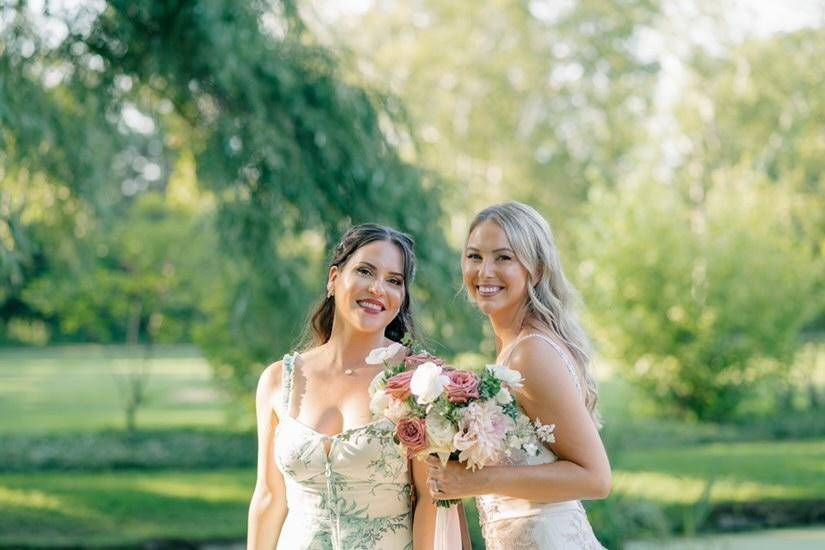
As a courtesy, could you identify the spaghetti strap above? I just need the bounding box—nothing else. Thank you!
[281,352,297,416]
[501,333,582,393]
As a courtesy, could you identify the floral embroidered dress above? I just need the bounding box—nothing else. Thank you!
[274,352,413,549]
[476,334,606,550]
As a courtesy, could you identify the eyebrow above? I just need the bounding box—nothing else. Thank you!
[465,247,514,254]
[358,261,405,279]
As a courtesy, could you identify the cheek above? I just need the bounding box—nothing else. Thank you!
[342,273,367,293]
[504,265,530,292]
[391,288,406,311]
[461,263,475,285]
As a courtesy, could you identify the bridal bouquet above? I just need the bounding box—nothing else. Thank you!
[366,336,556,508]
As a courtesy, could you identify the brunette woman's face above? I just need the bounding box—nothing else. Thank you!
[328,240,406,335]
[462,220,531,318]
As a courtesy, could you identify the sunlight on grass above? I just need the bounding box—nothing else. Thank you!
[613,471,804,504]
[613,438,825,504]
[134,477,251,502]
[0,345,242,433]
[0,484,108,525]
[0,470,253,545]
[0,485,64,511]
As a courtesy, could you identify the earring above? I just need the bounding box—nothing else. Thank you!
[327,287,334,298]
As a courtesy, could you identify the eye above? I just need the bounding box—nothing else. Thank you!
[466,253,481,260]
[388,277,403,286]
[356,267,372,276]
[497,255,511,261]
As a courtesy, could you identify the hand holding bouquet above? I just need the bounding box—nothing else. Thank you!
[366,336,555,508]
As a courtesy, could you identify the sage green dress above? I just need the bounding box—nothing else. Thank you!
[274,352,413,549]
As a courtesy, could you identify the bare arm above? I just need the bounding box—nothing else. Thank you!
[247,362,289,550]
[427,338,611,503]
[412,456,437,550]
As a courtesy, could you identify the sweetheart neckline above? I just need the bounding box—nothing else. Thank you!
[279,415,390,440]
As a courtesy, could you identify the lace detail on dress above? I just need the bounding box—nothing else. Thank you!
[481,503,605,550]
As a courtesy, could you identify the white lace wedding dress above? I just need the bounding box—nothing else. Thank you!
[475,333,606,549]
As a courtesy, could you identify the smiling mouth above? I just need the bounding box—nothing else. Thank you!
[357,299,386,313]
[476,285,504,297]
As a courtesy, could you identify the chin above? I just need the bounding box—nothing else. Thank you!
[354,316,390,334]
[475,298,503,316]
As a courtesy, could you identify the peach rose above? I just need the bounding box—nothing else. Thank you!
[404,352,445,369]
[395,417,428,456]
[384,370,414,401]
[445,370,480,404]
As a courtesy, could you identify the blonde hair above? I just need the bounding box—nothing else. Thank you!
[467,201,601,426]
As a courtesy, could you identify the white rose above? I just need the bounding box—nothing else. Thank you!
[426,410,458,464]
[385,397,412,423]
[495,387,513,404]
[487,363,523,389]
[409,361,450,404]
[368,371,387,395]
[369,390,390,417]
[365,342,405,365]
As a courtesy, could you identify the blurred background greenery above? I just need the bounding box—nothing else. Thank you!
[1,0,824,547]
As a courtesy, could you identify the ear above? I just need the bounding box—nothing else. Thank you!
[326,265,339,293]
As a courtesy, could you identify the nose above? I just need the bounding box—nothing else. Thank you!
[368,278,385,295]
[479,257,495,279]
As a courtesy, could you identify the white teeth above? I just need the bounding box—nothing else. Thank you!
[478,286,503,295]
[358,300,383,312]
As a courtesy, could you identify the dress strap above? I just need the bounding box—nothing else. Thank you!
[501,333,582,393]
[281,352,297,416]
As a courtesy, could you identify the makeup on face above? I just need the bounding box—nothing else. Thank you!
[462,220,531,316]
[331,240,406,331]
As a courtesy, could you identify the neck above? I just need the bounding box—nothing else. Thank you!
[324,317,388,370]
[489,303,531,356]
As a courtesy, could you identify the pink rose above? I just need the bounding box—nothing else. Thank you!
[384,370,414,400]
[395,417,428,456]
[445,370,480,404]
[404,352,445,369]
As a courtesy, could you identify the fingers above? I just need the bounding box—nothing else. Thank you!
[426,477,441,497]
[424,457,446,498]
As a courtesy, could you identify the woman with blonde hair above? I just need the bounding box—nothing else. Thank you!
[424,202,610,549]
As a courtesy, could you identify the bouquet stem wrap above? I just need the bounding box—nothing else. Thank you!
[434,502,462,550]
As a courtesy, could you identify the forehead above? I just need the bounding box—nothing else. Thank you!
[348,240,405,272]
[466,220,511,250]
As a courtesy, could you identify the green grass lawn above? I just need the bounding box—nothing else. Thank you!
[614,440,825,504]
[2,439,823,546]
[2,344,824,547]
[0,469,253,546]
[0,345,247,433]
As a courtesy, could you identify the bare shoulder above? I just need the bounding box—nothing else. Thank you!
[507,336,578,395]
[256,357,288,408]
[259,360,283,389]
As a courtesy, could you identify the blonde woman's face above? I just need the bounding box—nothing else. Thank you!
[462,220,531,318]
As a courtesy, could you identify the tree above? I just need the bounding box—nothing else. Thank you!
[0,1,481,397]
[577,176,821,420]
[672,27,825,329]
[306,0,661,237]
